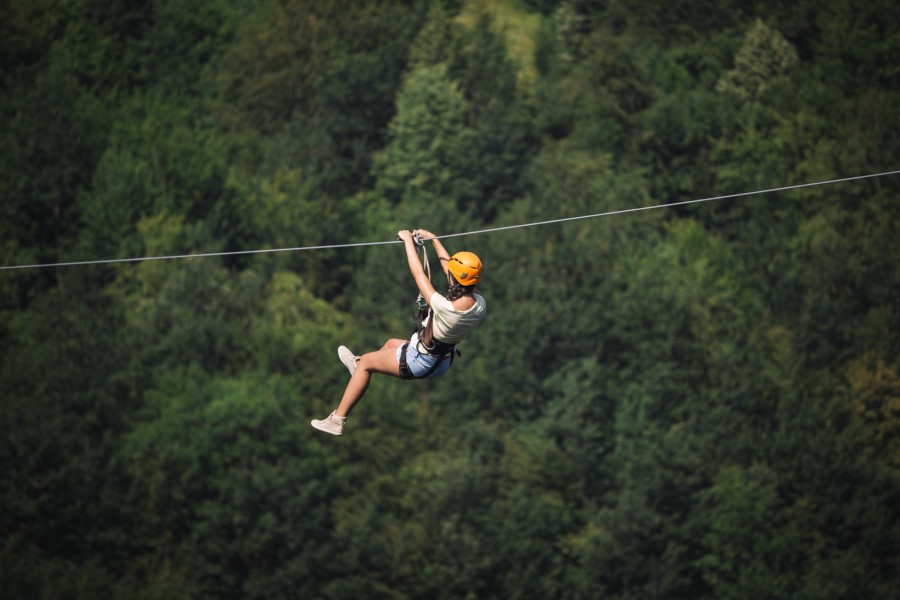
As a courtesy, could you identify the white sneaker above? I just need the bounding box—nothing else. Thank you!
[311,411,346,436]
[338,345,360,376]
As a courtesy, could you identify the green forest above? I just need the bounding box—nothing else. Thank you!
[2,0,899,597]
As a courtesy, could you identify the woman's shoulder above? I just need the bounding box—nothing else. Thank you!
[452,292,486,314]
[431,290,484,313]
[430,290,451,307]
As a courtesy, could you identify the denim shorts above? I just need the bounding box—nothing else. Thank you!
[397,342,453,380]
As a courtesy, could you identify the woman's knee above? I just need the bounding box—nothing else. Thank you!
[359,341,402,376]
[380,338,405,352]
[361,345,391,368]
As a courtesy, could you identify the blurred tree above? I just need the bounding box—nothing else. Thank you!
[455,11,537,220]
[716,19,799,100]
[373,63,476,210]
[847,355,900,472]
[0,276,135,596]
[77,92,230,264]
[218,0,426,197]
[121,371,341,599]
[564,22,656,157]
[0,65,108,271]
[697,464,804,600]
[408,2,465,71]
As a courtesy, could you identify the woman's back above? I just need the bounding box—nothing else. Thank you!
[429,291,487,345]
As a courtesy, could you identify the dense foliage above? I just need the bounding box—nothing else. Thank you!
[2,0,899,598]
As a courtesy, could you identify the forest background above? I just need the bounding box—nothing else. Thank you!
[2,0,899,598]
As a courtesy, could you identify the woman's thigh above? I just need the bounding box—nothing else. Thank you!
[360,339,405,377]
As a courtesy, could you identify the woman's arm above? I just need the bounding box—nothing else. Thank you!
[399,230,437,304]
[414,229,450,277]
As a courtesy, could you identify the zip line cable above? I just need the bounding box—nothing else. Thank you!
[436,169,900,242]
[2,169,898,271]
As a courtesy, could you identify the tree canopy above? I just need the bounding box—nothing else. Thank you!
[2,0,899,598]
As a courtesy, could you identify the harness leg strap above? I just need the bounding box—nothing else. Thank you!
[398,340,454,381]
[398,341,415,380]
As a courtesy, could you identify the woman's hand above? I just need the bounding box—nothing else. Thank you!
[413,229,450,276]
[400,229,437,303]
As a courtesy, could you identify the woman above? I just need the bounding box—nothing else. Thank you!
[311,228,487,436]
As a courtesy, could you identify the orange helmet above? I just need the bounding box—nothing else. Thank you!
[447,251,482,286]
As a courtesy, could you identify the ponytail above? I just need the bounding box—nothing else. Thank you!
[446,273,474,301]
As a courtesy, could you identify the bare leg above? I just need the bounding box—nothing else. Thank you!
[335,338,405,417]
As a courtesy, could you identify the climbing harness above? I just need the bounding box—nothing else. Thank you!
[398,339,454,380]
[398,233,457,380]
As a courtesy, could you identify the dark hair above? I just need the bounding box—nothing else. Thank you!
[447,273,474,301]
